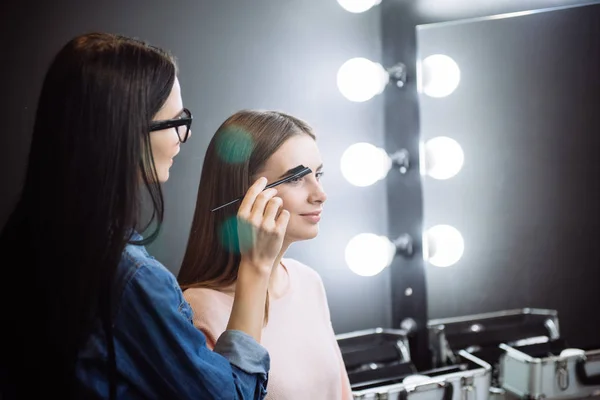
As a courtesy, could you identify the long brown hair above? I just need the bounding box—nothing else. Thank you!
[178,110,316,319]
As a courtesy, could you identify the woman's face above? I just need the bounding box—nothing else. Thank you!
[257,134,327,244]
[150,77,187,182]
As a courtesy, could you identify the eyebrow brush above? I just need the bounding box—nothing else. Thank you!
[210,164,312,212]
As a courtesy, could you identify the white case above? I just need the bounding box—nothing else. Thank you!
[352,350,491,400]
[500,343,600,399]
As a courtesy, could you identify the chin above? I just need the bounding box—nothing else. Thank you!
[287,220,320,242]
[308,227,320,238]
[157,173,169,183]
[300,228,320,241]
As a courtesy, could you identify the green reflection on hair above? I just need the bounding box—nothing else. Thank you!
[215,126,255,164]
[218,215,255,255]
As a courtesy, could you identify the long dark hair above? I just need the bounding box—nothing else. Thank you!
[0,32,176,398]
[177,110,315,322]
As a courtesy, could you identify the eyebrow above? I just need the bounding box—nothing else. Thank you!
[171,108,185,119]
[278,163,323,179]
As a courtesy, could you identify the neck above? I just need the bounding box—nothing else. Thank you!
[268,240,291,297]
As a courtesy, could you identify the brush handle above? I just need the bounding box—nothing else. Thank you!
[210,165,311,212]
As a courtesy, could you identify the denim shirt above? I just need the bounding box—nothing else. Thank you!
[76,233,270,399]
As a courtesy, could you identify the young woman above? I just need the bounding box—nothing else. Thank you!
[178,110,353,399]
[0,33,285,400]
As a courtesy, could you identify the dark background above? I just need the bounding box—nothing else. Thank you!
[1,0,599,353]
[0,0,390,335]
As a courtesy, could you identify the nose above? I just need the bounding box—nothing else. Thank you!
[309,180,327,204]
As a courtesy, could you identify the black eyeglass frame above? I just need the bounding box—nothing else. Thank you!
[149,108,193,143]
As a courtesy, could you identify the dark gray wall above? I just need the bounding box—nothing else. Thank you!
[382,0,600,353]
[0,0,390,334]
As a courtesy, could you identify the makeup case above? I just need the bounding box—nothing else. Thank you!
[500,340,600,399]
[350,350,491,400]
[336,327,413,384]
[428,308,560,386]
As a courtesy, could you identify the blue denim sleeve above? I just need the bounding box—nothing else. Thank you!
[114,263,269,399]
[214,330,270,375]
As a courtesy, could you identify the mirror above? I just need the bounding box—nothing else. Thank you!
[417,2,600,351]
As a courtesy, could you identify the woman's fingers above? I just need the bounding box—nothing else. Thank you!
[250,189,277,224]
[275,209,290,234]
[262,197,283,230]
[238,177,268,219]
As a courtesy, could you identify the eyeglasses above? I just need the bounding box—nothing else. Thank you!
[149,108,193,143]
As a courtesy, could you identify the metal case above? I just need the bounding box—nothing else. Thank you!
[428,308,560,369]
[500,341,600,399]
[351,350,492,400]
[336,327,413,384]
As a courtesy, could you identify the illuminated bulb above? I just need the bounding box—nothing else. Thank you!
[337,0,382,13]
[345,233,396,276]
[337,58,389,102]
[421,136,464,180]
[419,54,461,98]
[423,225,464,267]
[341,142,391,187]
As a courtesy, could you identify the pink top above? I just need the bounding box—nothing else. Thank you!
[183,258,353,400]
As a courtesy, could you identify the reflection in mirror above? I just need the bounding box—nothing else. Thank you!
[416,2,600,388]
[337,1,600,398]
[418,54,461,98]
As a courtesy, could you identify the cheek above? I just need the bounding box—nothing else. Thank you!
[278,191,298,212]
[150,130,179,155]
[149,133,164,159]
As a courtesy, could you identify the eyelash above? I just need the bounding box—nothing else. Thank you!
[287,171,324,184]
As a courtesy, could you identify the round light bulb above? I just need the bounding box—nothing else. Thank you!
[336,0,381,13]
[419,54,461,98]
[340,142,392,187]
[423,136,464,180]
[423,225,464,267]
[337,57,389,102]
[345,233,396,276]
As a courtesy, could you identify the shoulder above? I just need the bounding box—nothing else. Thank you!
[121,240,164,271]
[109,243,194,333]
[119,242,178,289]
[282,258,322,282]
[112,242,183,317]
[183,287,233,310]
[283,258,332,321]
[283,257,326,294]
[183,288,233,324]
[182,287,231,342]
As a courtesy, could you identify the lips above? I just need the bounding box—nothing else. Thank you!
[300,211,322,223]
[300,211,321,217]
[170,149,180,165]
